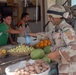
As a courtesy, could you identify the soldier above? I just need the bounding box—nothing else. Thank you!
[47,5,76,75]
[28,4,76,75]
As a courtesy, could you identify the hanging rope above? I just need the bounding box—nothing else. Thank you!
[36,0,38,23]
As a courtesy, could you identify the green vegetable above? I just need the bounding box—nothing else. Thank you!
[30,49,45,59]
[42,55,51,64]
[44,46,51,54]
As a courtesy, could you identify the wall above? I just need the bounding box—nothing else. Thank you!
[44,0,56,32]
[56,0,67,5]
[28,0,43,33]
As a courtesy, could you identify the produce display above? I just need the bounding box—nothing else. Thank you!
[35,39,51,48]
[7,45,34,56]
[30,49,45,59]
[42,54,51,64]
[14,59,50,75]
[0,49,7,58]
[44,46,51,54]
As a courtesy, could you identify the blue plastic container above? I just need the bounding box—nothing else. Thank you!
[25,35,31,45]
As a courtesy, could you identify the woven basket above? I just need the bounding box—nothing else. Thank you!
[8,51,30,57]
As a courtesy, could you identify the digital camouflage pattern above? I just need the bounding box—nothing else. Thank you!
[36,20,76,75]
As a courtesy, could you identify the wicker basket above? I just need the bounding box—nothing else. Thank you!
[8,51,30,57]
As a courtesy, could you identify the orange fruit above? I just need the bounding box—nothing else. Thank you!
[39,44,43,48]
[47,42,51,45]
[40,40,44,44]
[0,51,2,55]
[44,40,48,44]
[43,43,48,47]
[36,44,39,48]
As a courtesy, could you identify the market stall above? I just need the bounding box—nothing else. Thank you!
[0,45,31,75]
[0,39,52,75]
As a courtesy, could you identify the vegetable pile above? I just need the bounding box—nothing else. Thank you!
[14,59,50,75]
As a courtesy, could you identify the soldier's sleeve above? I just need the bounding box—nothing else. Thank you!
[36,32,48,40]
[59,26,76,63]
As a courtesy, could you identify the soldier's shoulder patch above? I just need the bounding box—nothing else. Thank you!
[62,27,69,32]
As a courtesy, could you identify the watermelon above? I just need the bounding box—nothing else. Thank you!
[44,46,51,54]
[42,54,51,64]
[30,49,45,59]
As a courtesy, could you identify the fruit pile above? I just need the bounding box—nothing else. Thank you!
[35,39,51,48]
[0,49,7,58]
[8,45,34,56]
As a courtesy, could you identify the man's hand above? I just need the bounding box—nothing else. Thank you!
[48,50,60,60]
[11,41,17,45]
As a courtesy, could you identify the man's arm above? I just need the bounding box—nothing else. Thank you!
[7,28,26,34]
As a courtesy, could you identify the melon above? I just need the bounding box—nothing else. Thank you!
[30,49,45,59]
[42,55,51,64]
[44,46,51,54]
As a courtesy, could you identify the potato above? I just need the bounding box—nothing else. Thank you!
[17,70,21,75]
[42,63,49,68]
[30,72,36,74]
[14,72,18,75]
[20,69,25,72]
[36,63,42,66]
[42,68,47,72]
[21,71,25,75]
[39,66,43,70]
[24,71,30,75]
[24,67,29,72]
[28,66,35,71]
[26,63,31,67]
[35,66,41,74]
[14,69,19,72]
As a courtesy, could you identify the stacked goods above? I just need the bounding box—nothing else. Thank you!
[8,45,34,56]
[30,46,51,64]
[14,59,50,75]
[35,39,51,48]
[0,49,7,58]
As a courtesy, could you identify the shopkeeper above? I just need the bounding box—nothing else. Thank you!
[0,13,26,46]
[17,12,31,44]
[28,4,76,75]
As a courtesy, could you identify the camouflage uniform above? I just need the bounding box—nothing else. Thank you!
[36,20,76,75]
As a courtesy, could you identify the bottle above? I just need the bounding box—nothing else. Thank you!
[24,29,31,45]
